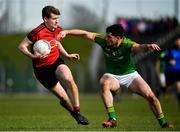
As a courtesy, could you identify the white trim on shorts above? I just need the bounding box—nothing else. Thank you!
[104,71,141,88]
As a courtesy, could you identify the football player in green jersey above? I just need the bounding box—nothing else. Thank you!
[58,24,174,128]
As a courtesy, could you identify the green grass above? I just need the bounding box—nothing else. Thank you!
[0,94,179,131]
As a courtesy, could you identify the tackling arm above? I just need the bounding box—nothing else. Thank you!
[59,29,95,41]
[131,43,161,53]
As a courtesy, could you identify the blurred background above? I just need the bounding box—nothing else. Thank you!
[0,0,179,95]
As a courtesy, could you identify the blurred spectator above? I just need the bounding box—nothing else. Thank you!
[117,16,178,35]
[162,38,180,110]
[156,52,166,93]
[117,18,128,31]
[137,19,147,34]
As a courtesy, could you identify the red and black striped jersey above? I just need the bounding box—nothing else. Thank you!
[27,23,62,68]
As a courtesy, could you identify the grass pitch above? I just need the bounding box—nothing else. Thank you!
[0,93,179,131]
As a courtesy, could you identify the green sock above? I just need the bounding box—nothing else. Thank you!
[157,113,167,127]
[107,106,116,120]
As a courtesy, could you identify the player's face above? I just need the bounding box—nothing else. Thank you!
[175,38,180,49]
[105,33,121,47]
[44,13,59,30]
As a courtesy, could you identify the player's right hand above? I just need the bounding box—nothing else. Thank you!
[32,51,48,59]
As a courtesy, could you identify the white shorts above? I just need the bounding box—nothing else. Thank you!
[104,71,141,88]
[160,73,166,87]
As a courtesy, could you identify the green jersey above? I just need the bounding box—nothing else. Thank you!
[94,34,139,75]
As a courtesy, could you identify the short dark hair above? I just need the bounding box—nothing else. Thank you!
[106,24,125,37]
[42,5,60,19]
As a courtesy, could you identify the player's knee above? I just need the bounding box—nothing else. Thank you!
[146,92,158,103]
[100,77,111,91]
[63,75,74,86]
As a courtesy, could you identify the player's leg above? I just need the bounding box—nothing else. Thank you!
[56,64,79,107]
[129,76,174,128]
[129,77,162,117]
[100,74,120,128]
[165,70,180,110]
[50,82,73,113]
[33,62,89,125]
[55,64,89,125]
[34,64,73,113]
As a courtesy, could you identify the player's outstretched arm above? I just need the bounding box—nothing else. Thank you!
[132,43,161,53]
[58,29,95,41]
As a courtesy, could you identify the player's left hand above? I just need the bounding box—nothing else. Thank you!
[147,44,161,51]
[67,54,80,60]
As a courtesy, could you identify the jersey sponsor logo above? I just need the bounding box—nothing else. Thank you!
[104,47,124,61]
[47,39,58,49]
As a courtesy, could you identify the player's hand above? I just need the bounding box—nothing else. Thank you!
[32,51,48,59]
[66,54,80,60]
[169,59,176,65]
[58,31,67,41]
[147,44,161,51]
